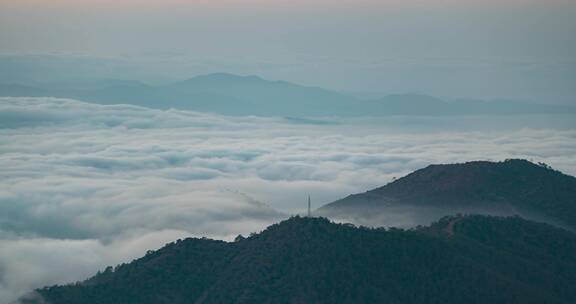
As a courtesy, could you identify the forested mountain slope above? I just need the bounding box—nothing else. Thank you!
[319,159,576,229]
[25,215,576,304]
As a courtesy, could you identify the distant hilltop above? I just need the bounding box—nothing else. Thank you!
[318,159,576,230]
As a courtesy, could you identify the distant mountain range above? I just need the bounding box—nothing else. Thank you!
[24,215,576,304]
[2,73,574,116]
[318,159,576,230]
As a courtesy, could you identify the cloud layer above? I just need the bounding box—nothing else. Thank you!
[1,97,576,302]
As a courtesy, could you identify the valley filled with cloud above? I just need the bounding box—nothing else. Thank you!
[1,97,576,302]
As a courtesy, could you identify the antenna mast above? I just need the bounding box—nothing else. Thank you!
[307,195,311,217]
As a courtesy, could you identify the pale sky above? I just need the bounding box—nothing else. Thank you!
[0,0,575,102]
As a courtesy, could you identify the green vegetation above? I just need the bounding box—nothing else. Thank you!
[30,215,576,304]
[323,159,576,229]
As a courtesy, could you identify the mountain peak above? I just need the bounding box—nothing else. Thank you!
[379,159,562,196]
[256,216,335,236]
[320,159,576,230]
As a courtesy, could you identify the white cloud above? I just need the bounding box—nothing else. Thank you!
[1,97,575,302]
[0,229,193,303]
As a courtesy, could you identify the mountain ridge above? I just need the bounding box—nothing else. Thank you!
[2,74,574,117]
[23,215,576,304]
[318,159,576,230]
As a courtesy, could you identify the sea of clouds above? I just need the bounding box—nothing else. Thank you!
[1,97,576,302]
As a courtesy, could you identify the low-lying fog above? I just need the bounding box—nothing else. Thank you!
[1,97,575,302]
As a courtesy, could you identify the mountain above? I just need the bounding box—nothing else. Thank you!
[318,159,576,230]
[0,83,52,97]
[2,75,575,116]
[372,94,575,116]
[0,74,359,116]
[160,73,359,116]
[22,215,576,304]
[372,94,449,115]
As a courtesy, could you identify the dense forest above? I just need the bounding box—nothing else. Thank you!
[24,215,576,304]
[321,159,576,229]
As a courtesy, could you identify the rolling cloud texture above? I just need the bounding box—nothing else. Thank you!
[1,97,576,302]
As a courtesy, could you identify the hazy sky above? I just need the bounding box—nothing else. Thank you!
[1,0,575,102]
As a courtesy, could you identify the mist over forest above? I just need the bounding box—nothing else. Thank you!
[1,0,575,302]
